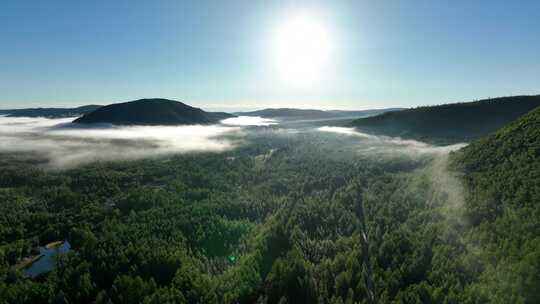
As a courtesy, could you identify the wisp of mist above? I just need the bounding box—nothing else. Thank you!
[318,126,469,232]
[317,126,467,155]
[221,116,278,126]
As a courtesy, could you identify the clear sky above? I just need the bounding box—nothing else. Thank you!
[1,0,539,110]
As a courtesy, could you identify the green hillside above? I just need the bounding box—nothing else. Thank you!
[350,95,540,144]
[450,106,540,302]
[74,99,233,125]
[2,104,540,303]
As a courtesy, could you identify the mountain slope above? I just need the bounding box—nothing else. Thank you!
[74,99,233,125]
[0,105,101,118]
[450,107,540,302]
[237,108,336,120]
[326,108,403,117]
[350,95,540,144]
[236,108,403,120]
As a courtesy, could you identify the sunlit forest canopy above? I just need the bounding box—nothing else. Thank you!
[2,0,540,303]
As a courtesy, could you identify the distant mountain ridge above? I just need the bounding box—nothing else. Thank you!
[0,105,101,118]
[74,98,233,126]
[236,107,403,120]
[350,95,540,144]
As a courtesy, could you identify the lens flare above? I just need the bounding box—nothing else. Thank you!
[273,14,332,85]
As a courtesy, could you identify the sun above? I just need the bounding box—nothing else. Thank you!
[273,14,332,85]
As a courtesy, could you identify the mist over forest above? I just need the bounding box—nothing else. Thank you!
[4,99,538,303]
[2,1,540,302]
[0,115,463,170]
[0,115,241,169]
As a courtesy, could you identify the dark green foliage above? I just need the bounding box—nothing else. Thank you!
[1,116,538,303]
[451,106,540,303]
[73,98,233,125]
[350,95,540,144]
[236,108,403,120]
[265,250,316,303]
[0,105,101,118]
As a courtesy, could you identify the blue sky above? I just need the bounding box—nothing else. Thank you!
[1,0,539,110]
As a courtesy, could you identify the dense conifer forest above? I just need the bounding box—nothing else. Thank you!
[449,106,540,303]
[1,103,539,303]
[3,0,539,302]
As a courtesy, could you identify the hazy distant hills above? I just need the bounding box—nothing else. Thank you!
[0,101,404,126]
[236,108,403,120]
[74,98,233,125]
[0,105,101,118]
[350,95,540,144]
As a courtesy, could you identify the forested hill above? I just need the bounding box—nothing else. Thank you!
[74,99,233,125]
[0,105,101,118]
[236,108,402,120]
[350,95,540,144]
[237,108,336,119]
[450,106,540,302]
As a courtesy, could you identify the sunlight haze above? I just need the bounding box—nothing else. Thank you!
[1,1,539,109]
[1,2,540,303]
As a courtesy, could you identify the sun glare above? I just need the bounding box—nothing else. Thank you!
[273,14,332,85]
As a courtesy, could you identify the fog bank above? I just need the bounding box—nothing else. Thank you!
[0,116,242,169]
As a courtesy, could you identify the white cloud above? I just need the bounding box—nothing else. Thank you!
[220,116,278,126]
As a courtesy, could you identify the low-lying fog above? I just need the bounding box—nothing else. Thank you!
[221,116,278,126]
[317,126,467,154]
[0,116,244,169]
[0,115,466,169]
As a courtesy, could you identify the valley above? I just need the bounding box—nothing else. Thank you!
[3,2,539,302]
[1,96,539,303]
